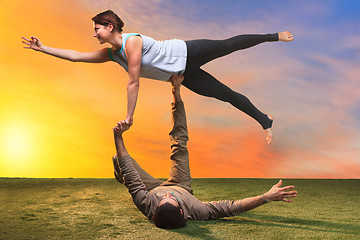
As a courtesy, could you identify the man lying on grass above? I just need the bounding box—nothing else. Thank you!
[112,74,297,229]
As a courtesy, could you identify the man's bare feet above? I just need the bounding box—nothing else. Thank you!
[170,74,184,102]
[170,74,184,88]
[278,31,294,42]
[264,115,273,144]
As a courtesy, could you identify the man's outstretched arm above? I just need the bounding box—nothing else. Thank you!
[113,120,131,158]
[240,179,297,212]
[113,122,158,219]
[112,121,131,184]
[204,180,297,220]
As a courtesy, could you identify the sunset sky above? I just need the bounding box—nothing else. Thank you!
[1,0,359,178]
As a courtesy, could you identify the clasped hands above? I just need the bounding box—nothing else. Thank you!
[113,119,132,136]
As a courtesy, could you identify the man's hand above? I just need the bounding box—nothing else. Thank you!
[113,119,132,137]
[263,180,297,203]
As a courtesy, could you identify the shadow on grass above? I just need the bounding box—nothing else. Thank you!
[222,213,359,235]
[170,221,223,240]
[168,213,359,240]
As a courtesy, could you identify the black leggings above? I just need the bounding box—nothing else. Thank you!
[182,33,278,129]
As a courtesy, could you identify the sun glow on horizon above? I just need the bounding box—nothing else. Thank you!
[1,124,35,163]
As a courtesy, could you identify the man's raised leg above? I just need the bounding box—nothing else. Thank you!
[163,75,193,193]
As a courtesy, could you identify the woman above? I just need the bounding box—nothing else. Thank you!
[22,10,294,144]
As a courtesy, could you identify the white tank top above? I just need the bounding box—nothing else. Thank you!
[108,33,187,82]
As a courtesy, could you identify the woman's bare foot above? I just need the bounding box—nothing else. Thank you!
[264,115,273,144]
[278,31,294,42]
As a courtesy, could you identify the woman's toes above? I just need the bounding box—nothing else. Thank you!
[279,31,294,42]
[265,128,273,144]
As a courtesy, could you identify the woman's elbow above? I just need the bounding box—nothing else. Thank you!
[69,51,83,62]
[128,79,140,87]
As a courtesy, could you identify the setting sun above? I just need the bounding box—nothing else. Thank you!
[1,124,33,161]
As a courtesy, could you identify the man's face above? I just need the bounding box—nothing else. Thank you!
[159,192,179,208]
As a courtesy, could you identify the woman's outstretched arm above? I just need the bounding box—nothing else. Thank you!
[123,35,142,125]
[22,36,110,63]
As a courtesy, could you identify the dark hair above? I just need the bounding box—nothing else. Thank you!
[92,10,124,33]
[152,203,186,229]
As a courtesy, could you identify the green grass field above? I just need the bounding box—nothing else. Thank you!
[1,178,359,239]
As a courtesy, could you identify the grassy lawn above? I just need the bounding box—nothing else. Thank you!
[1,178,359,239]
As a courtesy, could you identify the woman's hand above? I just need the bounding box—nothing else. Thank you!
[118,116,133,132]
[124,116,133,126]
[263,180,297,202]
[22,36,44,51]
